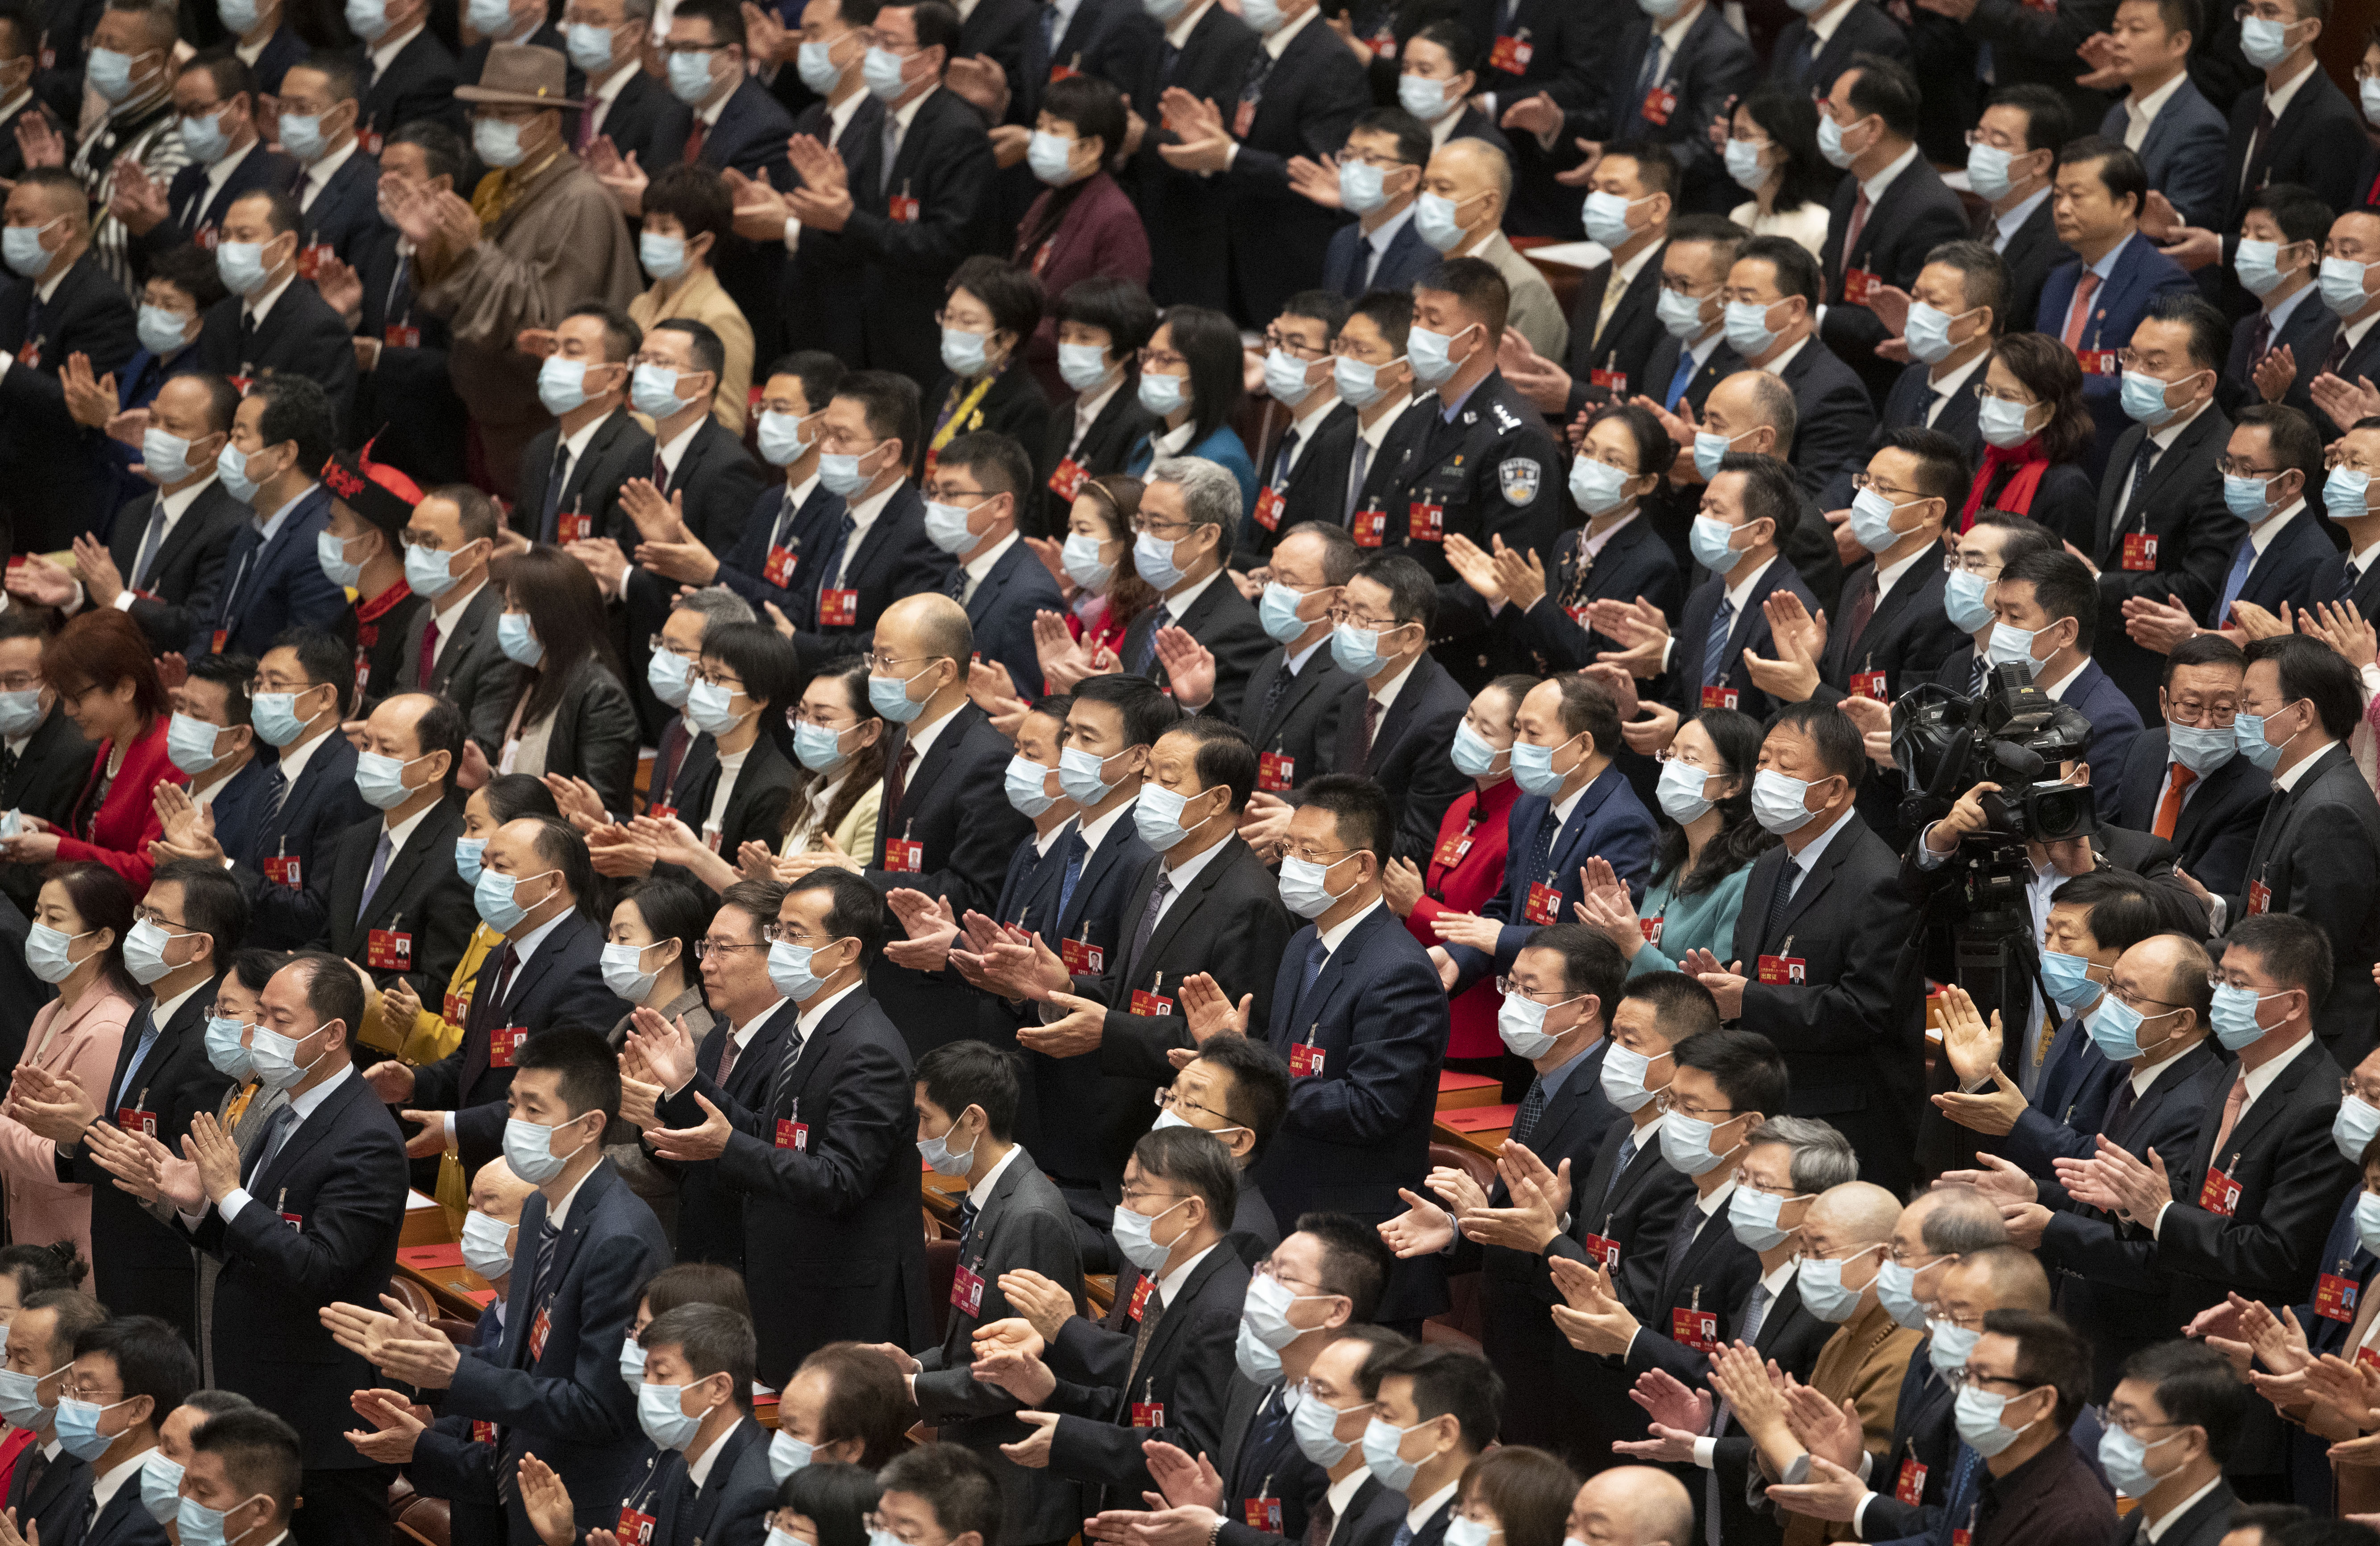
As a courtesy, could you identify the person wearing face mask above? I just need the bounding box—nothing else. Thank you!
[1315,113,1433,304]
[0,612,97,916]
[1705,239,1879,514]
[0,617,181,894]
[1403,142,1564,360]
[187,189,358,440]
[1180,523,1360,806]
[1808,61,1968,407]
[471,548,644,821]
[638,871,933,1383]
[1432,676,1656,998]
[1238,292,1354,571]
[2306,418,2380,684]
[2303,207,2380,438]
[1831,246,1997,517]
[46,1315,195,1546]
[915,260,1053,487]
[1121,309,1261,515]
[870,1042,1090,1542]
[778,375,957,652]
[2108,633,2267,900]
[178,380,351,663]
[139,1392,257,1546]
[759,1342,909,1489]
[0,170,140,552]
[1315,292,1423,534]
[1098,458,1267,718]
[583,881,712,1230]
[509,303,651,554]
[54,1,176,292]
[265,60,377,278]
[1713,90,1832,260]
[562,0,683,171]
[2220,184,2332,416]
[2093,1342,2244,1546]
[1006,78,1150,400]
[0,17,55,185]
[2091,0,2226,231]
[1032,282,1160,532]
[385,486,510,734]
[348,0,462,142]
[1504,144,1672,425]
[1938,1313,2111,1546]
[0,1294,108,1546]
[315,447,431,704]
[1947,335,2099,545]
[1634,460,1817,737]
[627,168,756,434]
[1985,550,2145,817]
[396,46,641,504]
[2198,406,2333,647]
[1305,556,1468,865]
[632,625,801,884]
[128,56,294,268]
[914,432,1067,712]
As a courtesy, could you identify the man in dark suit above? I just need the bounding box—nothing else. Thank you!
[1348,1343,1493,1545]
[2305,207,2380,441]
[1630,214,1742,428]
[575,0,689,169]
[1764,0,1907,95]
[57,1314,193,1546]
[1552,0,1751,219]
[350,1029,666,1544]
[922,432,1066,703]
[2096,0,2227,229]
[175,1414,322,1546]
[1485,410,1683,673]
[771,2,883,377]
[1119,457,1273,725]
[1096,1,1259,311]
[891,1041,1086,1544]
[1813,57,1972,403]
[0,168,138,550]
[650,352,845,618]
[1818,243,2000,514]
[647,0,793,343]
[190,188,358,437]
[509,303,646,548]
[0,1293,109,1546]
[184,378,350,661]
[271,59,384,272]
[315,693,474,1012]
[1323,555,1469,865]
[2113,634,2268,901]
[1211,522,1360,794]
[154,954,407,1546]
[2205,404,2334,640]
[1719,238,1877,508]
[2101,1342,2243,1546]
[2082,296,2239,715]
[0,17,59,187]
[392,484,509,727]
[1291,292,1416,545]
[0,612,94,912]
[1987,550,2145,818]
[368,815,626,1177]
[1545,141,1671,420]
[2035,137,2198,475]
[357,0,465,138]
[24,861,240,1335]
[2222,183,2332,417]
[1440,675,1657,993]
[165,655,274,876]
[1714,702,1925,1193]
[612,1304,776,1546]
[782,373,957,662]
[642,870,933,1385]
[126,55,295,268]
[1319,111,1431,302]
[1241,292,1354,571]
[355,123,471,488]
[1967,87,2070,342]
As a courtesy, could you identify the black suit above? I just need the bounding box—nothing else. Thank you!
[232,733,374,948]
[1769,336,1878,507]
[622,418,769,731]
[1617,1188,1762,1385]
[2211,67,2368,249]
[1212,1375,1321,1545]
[1215,18,1370,325]
[355,225,469,485]
[513,406,655,546]
[1818,156,1973,404]
[0,252,137,549]
[412,908,629,1176]
[963,537,1068,705]
[1243,403,1357,568]
[842,86,996,385]
[316,800,476,1008]
[1329,649,1470,865]
[1849,1338,1960,1539]
[659,79,794,346]
[1821,359,1985,514]
[5,1445,90,1546]
[778,92,884,375]
[2111,1478,2235,1546]
[360,28,464,137]
[659,987,932,1383]
[1102,6,1261,310]
[295,148,385,270]
[2111,729,2271,901]
[1119,572,1277,727]
[592,68,693,172]
[710,479,839,617]
[79,1474,166,1546]
[1497,513,1684,671]
[2225,288,2336,419]
[1764,0,1908,94]
[393,580,508,721]
[1814,550,1967,712]
[100,482,245,654]
[1705,1274,1834,1546]
[1563,242,1668,416]
[1659,556,1817,724]
[2223,742,2380,1065]
[144,141,299,267]
[1985,195,2064,340]
[0,706,94,911]
[2088,404,2241,715]
[1728,813,1927,1193]
[664,1001,793,1272]
[468,658,643,818]
[1571,6,1753,216]
[1235,643,1361,795]
[784,482,957,662]
[188,1067,408,1542]
[1035,386,1157,536]
[193,277,360,438]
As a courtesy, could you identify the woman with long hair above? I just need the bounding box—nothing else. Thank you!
[1035,476,1155,684]
[476,545,641,818]
[1124,305,1258,514]
[599,878,713,1241]
[1723,88,1835,258]
[1577,707,1773,979]
[751,658,886,879]
[1960,331,2097,541]
[0,611,183,890]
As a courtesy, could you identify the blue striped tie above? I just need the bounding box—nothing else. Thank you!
[1702,595,1734,694]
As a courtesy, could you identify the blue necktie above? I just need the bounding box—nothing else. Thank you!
[1762,859,1801,944]
[813,511,857,617]
[1520,804,1556,895]
[1132,607,1171,675]
[245,1102,298,1185]
[113,1006,160,1111]
[1600,1131,1639,1211]
[1296,934,1327,1007]
[1701,594,1734,692]
[1055,829,1087,922]
[1664,346,1698,410]
[2217,536,2257,623]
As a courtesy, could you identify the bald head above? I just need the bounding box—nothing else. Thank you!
[467,1155,537,1224]
[878,592,974,668]
[1937,1244,2051,1315]
[1806,1181,1902,1245]
[2118,932,2214,1032]
[1428,137,1512,208]
[1706,370,1797,449]
[1569,1468,1693,1546]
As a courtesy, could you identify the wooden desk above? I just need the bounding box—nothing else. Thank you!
[1433,1103,1518,1162]
[1436,1070,1502,1110]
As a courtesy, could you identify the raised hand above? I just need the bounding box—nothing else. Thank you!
[514,1453,579,1546]
[993,1271,1076,1342]
[647,1091,734,1163]
[1377,1188,1456,1258]
[1441,532,1506,604]
[1174,971,1252,1042]
[1151,627,1215,708]
[1486,535,1548,613]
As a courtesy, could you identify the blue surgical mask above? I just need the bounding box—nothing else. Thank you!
[1847,487,1905,554]
[1816,110,1861,169]
[942,327,993,378]
[1723,298,1779,358]
[216,441,261,502]
[567,21,617,70]
[1278,851,1354,920]
[497,611,543,666]
[648,648,694,707]
[2223,472,2280,524]
[869,664,936,723]
[2235,238,2287,297]
[2098,1418,2186,1501]
[250,688,318,748]
[1451,721,1503,780]
[2166,719,2235,775]
[1058,745,1124,804]
[86,46,144,102]
[138,1451,184,1526]
[248,1021,325,1090]
[1568,456,1633,515]
[279,110,327,162]
[1234,1318,1284,1384]
[1330,620,1397,679]
[1135,529,1188,590]
[687,677,748,737]
[1396,74,1451,121]
[346,0,391,37]
[1660,1111,1734,1175]
[1688,511,1743,570]
[2360,1191,2380,1258]
[1339,158,1388,213]
[640,232,690,281]
[917,1119,977,1177]
[2084,993,2180,1062]
[757,409,809,467]
[1953,1383,2035,1458]
[632,362,688,420]
[0,689,40,740]
[1693,428,1743,481]
[123,917,175,985]
[1132,783,1206,851]
[404,538,473,599]
[2210,982,2286,1051]
[1406,323,1468,386]
[862,44,910,100]
[215,239,270,297]
[1986,620,2045,677]
[538,355,596,416]
[1903,303,1963,366]
[818,447,876,497]
[1656,757,1714,824]
[503,1111,587,1183]
[1508,733,1577,797]
[458,1207,514,1280]
[1111,1195,1190,1271]
[1729,1186,1799,1251]
[2329,468,2374,521]
[1136,371,1187,417]
[1058,344,1111,392]
[1724,136,1768,192]
[317,529,363,589]
[2038,950,2100,1009]
[2122,369,2189,425]
[2235,707,2299,771]
[1751,768,1819,834]
[1143,0,1186,18]
[1361,1417,1424,1492]
[1581,190,1644,250]
[768,1428,816,1483]
[475,865,554,933]
[637,1379,711,1451]
[1414,190,1468,253]
[796,38,843,93]
[1796,1249,1879,1324]
[1264,348,1319,408]
[145,426,202,484]
[794,720,855,772]
[1061,531,1113,589]
[1027,130,1078,185]
[454,837,487,884]
[179,108,231,164]
[355,750,427,811]
[2335,1093,2380,1162]
[1334,354,1401,408]
[1259,581,1312,644]
[137,304,193,357]
[1657,285,1710,341]
[205,1015,254,1081]
[176,1490,266,1546]
[473,117,526,169]
[1965,141,2015,202]
[2239,13,2295,67]
[1928,1318,1981,1378]
[1294,1395,1356,1466]
[924,499,981,554]
[1875,1261,1927,1329]
[668,47,719,104]
[600,940,663,1002]
[220,0,262,29]
[467,0,511,34]
[1943,568,1993,634]
[1977,395,2037,450]
[1006,754,1061,817]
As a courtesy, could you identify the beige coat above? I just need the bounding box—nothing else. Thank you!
[420,150,642,500]
[630,267,754,433]
[1789,1297,1925,1546]
[0,988,134,1279]
[1472,229,1570,363]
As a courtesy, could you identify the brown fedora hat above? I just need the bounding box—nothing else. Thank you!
[453,42,583,109]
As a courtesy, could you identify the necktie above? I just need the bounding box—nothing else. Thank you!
[2102,1075,2138,1143]
[2340,562,2361,603]
[1706,1283,1774,1543]
[1600,1131,1639,1210]
[1344,438,1370,524]
[1390,1526,1413,1546]
[1841,567,1879,658]
[815,511,857,613]
[1128,871,1173,974]
[529,1217,560,1306]
[2218,536,2258,622]
[1296,934,1328,1012]
[2060,270,2101,351]
[2210,1075,2249,1167]
[246,1100,298,1183]
[2117,434,2161,534]
[1132,607,1172,675]
[884,741,916,827]
[1665,346,1697,411]
[1763,858,1802,943]
[417,616,440,687]
[1840,188,1872,279]
[947,567,968,601]
[956,1196,981,1253]
[1356,697,1383,771]
[0,744,16,791]
[1305,1497,1336,1546]
[767,1019,811,1115]
[652,450,670,496]
[114,1005,159,1110]
[879,113,902,195]
[1127,1284,1168,1392]
[1971,654,1989,693]
[18,1449,46,1508]
[358,827,395,914]
[542,440,571,539]
[1258,658,1293,737]
[1632,37,1664,104]
[1271,426,1299,489]
[682,116,706,165]
[1519,804,1556,897]
[655,721,690,807]
[2248,309,2273,366]
[716,1025,739,1083]
[129,501,168,590]
[262,763,289,824]
[1040,0,1060,53]
[1701,594,1734,691]
[1512,1075,1546,1146]
[2243,104,2277,195]
[1055,828,1087,922]
[1161,38,1180,78]
[488,942,520,1016]
[1660,1203,1703,1292]
[2152,762,2196,840]
[2327,327,2352,376]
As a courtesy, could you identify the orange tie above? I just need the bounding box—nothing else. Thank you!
[2152,762,2197,840]
[2211,1075,2249,1167]
[2060,270,2101,351]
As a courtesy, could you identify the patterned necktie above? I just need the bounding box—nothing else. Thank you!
[1055,828,1088,922]
[1356,697,1383,771]
[956,1196,981,1253]
[2340,561,2360,603]
[1763,859,1802,943]
[1303,1495,1336,1546]
[1511,1075,1546,1146]
[358,828,395,914]
[1272,427,1299,489]
[1298,933,1328,1003]
[1840,188,1872,276]
[1701,594,1734,691]
[1842,568,1878,656]
[1344,439,1370,523]
[1661,1204,1703,1292]
[487,943,520,1017]
[530,1217,560,1305]
[884,741,916,828]
[246,1101,298,1184]
[417,616,440,687]
[130,501,169,590]
[1128,871,1173,976]
[880,113,901,195]
[1126,1285,1168,1394]
[1132,607,1173,675]
[262,762,290,823]
[542,440,571,538]
[2243,105,2277,196]
[1258,657,1294,737]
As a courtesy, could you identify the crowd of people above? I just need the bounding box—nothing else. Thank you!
[9,0,2380,1544]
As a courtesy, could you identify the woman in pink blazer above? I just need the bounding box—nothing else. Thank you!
[1013,74,1153,400]
[0,862,139,1272]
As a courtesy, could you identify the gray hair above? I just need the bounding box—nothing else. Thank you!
[1439,136,1512,207]
[1920,1183,2013,1254]
[1751,1116,1859,1194]
[670,585,756,639]
[1742,370,1798,446]
[1148,457,1243,558]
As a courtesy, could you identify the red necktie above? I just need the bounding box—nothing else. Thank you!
[2152,763,2196,840]
[2061,271,2101,351]
[682,118,705,165]
[1839,189,1871,288]
[417,617,440,688]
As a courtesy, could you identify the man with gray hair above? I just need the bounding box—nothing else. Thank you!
[1112,457,1273,725]
[1645,368,1843,615]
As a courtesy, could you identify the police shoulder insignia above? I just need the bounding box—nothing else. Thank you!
[1491,401,1523,433]
[1499,458,1541,504]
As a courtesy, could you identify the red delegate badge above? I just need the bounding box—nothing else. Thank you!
[1061,933,1104,975]
[1258,751,1294,792]
[1640,917,1663,947]
[1850,669,1888,701]
[1841,268,1879,307]
[1701,685,1739,711]
[1639,84,1677,126]
[1232,97,1256,137]
[616,1507,655,1546]
[2359,1346,2380,1375]
[888,192,920,223]
[1432,831,1473,869]
[951,1262,984,1317]
[1127,1275,1154,1321]
[1253,486,1284,531]
[2318,1271,2361,1323]
[2199,1161,2243,1217]
[1590,368,1628,394]
[2122,533,2159,571]
[470,1420,495,1446]
[763,545,799,588]
[1130,987,1174,1017]
[529,1306,552,1359]
[819,588,859,627]
[1671,1305,1718,1353]
[775,1117,809,1151]
[556,510,592,544]
[1757,954,1807,986]
[489,1025,526,1068]
[1406,501,1444,542]
[384,324,419,349]
[1524,876,1562,925]
[885,836,924,873]
[1487,33,1532,71]
[1048,458,1087,501]
[366,926,412,973]
[1895,1458,1927,1506]
[115,1104,154,1137]
[1290,1039,1326,1077]
[1132,1397,1165,1429]
[2248,879,2272,917]
[1582,1232,1620,1270]
[262,854,302,889]
[1352,507,1386,547]
[1244,1499,1282,1533]
[2075,348,2120,377]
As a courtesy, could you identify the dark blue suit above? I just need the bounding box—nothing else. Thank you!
[405,1306,508,1546]
[1996,1008,2122,1173]
[1445,765,1659,992]
[294,146,385,267]
[80,1474,166,1546]
[2099,77,2227,229]
[243,25,307,92]
[1659,557,1816,723]
[1319,208,1433,300]
[965,538,1066,703]
[1252,902,1448,1321]
[190,483,350,658]
[2288,1187,2380,1512]
[2034,233,2198,476]
[93,342,200,520]
[2213,504,2335,629]
[2110,727,2270,900]
[445,1161,667,1542]
[1818,358,1985,513]
[232,733,372,948]
[2225,288,2334,418]
[714,479,843,619]
[2057,658,2143,821]
[670,80,796,345]
[147,141,299,260]
[204,756,276,873]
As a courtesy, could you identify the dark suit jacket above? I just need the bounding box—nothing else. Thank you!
[662,987,932,1383]
[296,145,386,269]
[1729,813,1926,1194]
[108,482,246,654]
[1576,5,1755,214]
[232,730,373,946]
[317,799,475,1006]
[0,251,137,549]
[469,658,643,820]
[2111,728,2271,900]
[841,86,996,386]
[1243,403,1357,567]
[1564,240,1668,416]
[1236,643,1361,790]
[2220,504,2336,631]
[1445,765,1660,991]
[78,1473,165,1546]
[656,731,799,876]
[1252,904,1448,1321]
[1617,1190,1763,1384]
[911,1149,1087,1542]
[1217,18,1370,324]
[2088,403,2239,713]
[0,706,95,887]
[622,416,769,560]
[149,140,298,260]
[412,908,629,1174]
[1035,384,1157,536]
[1764,0,1908,95]
[1989,193,2065,343]
[1092,835,1299,1083]
[2101,75,2227,229]
[595,67,694,171]
[1320,210,1434,301]
[1658,555,1817,724]
[2112,1478,2235,1546]
[785,481,957,655]
[1097,7,1260,307]
[661,997,791,1272]
[2213,63,2368,234]
[1500,513,1684,670]
[1331,650,1470,866]
[200,757,275,883]
[1707,1274,1835,1546]
[1960,0,2120,125]
[355,221,470,484]
[1551,1114,1698,1317]
[2223,288,2334,420]
[190,1066,409,1468]
[193,276,359,437]
[361,27,463,137]
[2034,234,2199,475]
[1821,356,1986,513]
[1818,154,1972,403]
[966,537,1068,704]
[2058,658,2145,820]
[1852,1338,1960,1539]
[447,1160,667,1539]
[712,478,839,617]
[515,406,656,546]
[1772,335,1877,505]
[2224,742,2380,1063]
[190,483,352,659]
[1119,571,1274,725]
[659,79,794,345]
[1814,548,1967,707]
[5,1445,90,1546]
[394,578,509,725]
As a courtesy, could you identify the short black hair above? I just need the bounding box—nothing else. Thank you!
[876,1444,1000,1545]
[512,1025,621,1125]
[1999,548,2098,654]
[1351,551,1436,633]
[565,302,643,363]
[936,430,1036,504]
[2245,633,2363,742]
[1885,425,1971,507]
[2058,134,2150,220]
[269,625,354,718]
[1414,256,1510,338]
[191,1408,302,1520]
[644,1303,756,1414]
[1840,53,1921,141]
[1041,72,1125,161]
[149,244,230,314]
[702,621,799,713]
[1166,715,1257,813]
[1299,773,1394,861]
[779,1463,881,1546]
[1054,277,1159,356]
[250,375,335,476]
[2138,289,2230,371]
[1546,674,1622,762]
[2247,182,2334,248]
[1620,970,1721,1045]
[1159,304,1246,446]
[948,254,1043,342]
[904,0,961,58]
[2047,870,2164,955]
[1736,235,1821,307]
[787,869,886,966]
[796,1344,910,1467]
[1280,288,1353,340]
[762,350,846,414]
[152,857,248,962]
[644,163,734,249]
[1519,922,1626,1010]
[1371,1342,1502,1453]
[914,1040,1020,1143]
[673,0,745,48]
[401,693,466,793]
[1186,1034,1290,1157]
[652,317,726,387]
[1673,1027,1789,1124]
[1293,1211,1395,1324]
[1599,137,1676,200]
[1983,1306,2089,1429]
[520,815,596,913]
[1722,454,1801,541]
[1922,239,2007,329]
[834,371,923,459]
[228,186,300,238]
[287,950,365,1054]
[2162,631,2244,684]
[1987,83,2072,155]
[1069,670,1181,750]
[1347,287,1415,355]
[1132,1125,1238,1224]
[1768,698,1867,787]
[73,1315,197,1429]
[2223,911,2334,1017]
[1348,105,1429,168]
[2235,402,2323,481]
[387,119,466,185]
[2118,1339,2248,1467]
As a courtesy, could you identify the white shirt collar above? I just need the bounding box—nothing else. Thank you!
[1284,633,1331,673]
[2142,1475,2224,1542]
[656,413,704,472]
[826,87,866,141]
[1156,1240,1219,1305]
[302,136,358,199]
[1360,394,1414,448]
[506,904,571,970]
[244,269,298,327]
[1079,798,1132,856]
[2274,740,2333,792]
[560,411,609,460]
[795,982,861,1038]
[1993,185,2050,247]
[2264,280,2315,331]
[88,1447,152,1517]
[963,530,1020,588]
[2084,229,2137,282]
[903,699,960,765]
[2129,1037,2193,1098]
[683,1415,749,1488]
[433,575,488,628]
[2236,1029,2314,1109]
[2344,311,2380,352]
[159,475,217,520]
[2127,69,2187,126]
[2263,56,2319,120]
[1784,804,1858,879]
[1858,142,1920,208]
[541,1154,602,1231]
[1365,654,1419,715]
[965,1142,1024,1206]
[284,1058,354,1124]
[1806,0,1860,38]
[1872,544,1927,601]
[1161,826,1231,883]
[1580,510,1640,562]
[150,978,210,1033]
[1405,1483,1459,1535]
[1926,346,1991,403]
[2351,533,2380,575]
[1257,3,1319,58]
[1547,769,1600,832]
[1073,375,1123,439]
[1654,3,1699,54]
[270,723,334,789]
[2036,657,2086,700]
[202,137,257,198]
[1721,555,1778,614]
[888,81,936,134]
[1366,200,1418,254]
[1317,895,1383,955]
[255,482,312,543]
[0,89,32,125]
[1165,0,1215,47]
[370,21,426,71]
[382,797,437,846]
[1151,417,1199,458]
[1159,565,1225,619]
[2248,500,2303,559]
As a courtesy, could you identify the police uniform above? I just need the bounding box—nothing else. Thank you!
[1354,366,1562,688]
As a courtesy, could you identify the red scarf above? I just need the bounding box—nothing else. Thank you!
[1959,438,2050,530]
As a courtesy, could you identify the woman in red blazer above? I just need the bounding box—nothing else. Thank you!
[1012,74,1152,400]
[1386,674,1533,1084]
[0,611,183,891]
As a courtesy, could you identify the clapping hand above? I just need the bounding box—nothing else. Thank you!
[343,1389,431,1464]
[1174,972,1252,1042]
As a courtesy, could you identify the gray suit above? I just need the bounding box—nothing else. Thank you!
[2098,76,2228,230]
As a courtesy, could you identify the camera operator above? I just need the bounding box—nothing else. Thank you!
[1981,549,2145,825]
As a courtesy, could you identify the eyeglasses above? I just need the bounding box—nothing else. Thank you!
[1128,514,1198,539]
[1281,842,1361,866]
[2104,979,2181,1011]
[131,908,196,933]
[2230,1,2297,19]
[1494,978,1583,1007]
[2214,456,2282,479]
[1939,550,2006,579]
[2164,700,2236,728]
[1848,472,1919,501]
[0,674,43,694]
[1118,1187,1188,1207]
[1136,349,1190,373]
[647,635,702,659]
[858,651,942,674]
[693,937,767,959]
[1264,330,1329,361]
[691,667,747,691]
[1944,1367,2033,1395]
[760,923,847,947]
[1326,605,1406,632]
[1153,1088,1232,1125]
[931,309,994,333]
[247,675,318,695]
[861,1516,939,1546]
[1667,1099,1738,1121]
